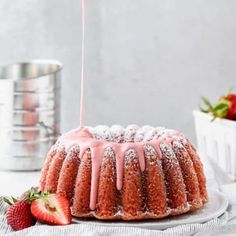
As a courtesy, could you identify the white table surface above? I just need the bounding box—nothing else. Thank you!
[0,171,40,196]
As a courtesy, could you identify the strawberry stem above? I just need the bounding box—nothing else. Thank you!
[11,196,18,203]
[200,96,230,121]
[3,188,53,207]
[3,197,13,206]
[27,188,51,202]
[201,97,213,111]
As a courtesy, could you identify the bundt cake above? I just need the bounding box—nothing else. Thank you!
[39,125,208,220]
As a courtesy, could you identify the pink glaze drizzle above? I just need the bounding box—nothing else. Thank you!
[79,0,86,128]
[59,127,184,210]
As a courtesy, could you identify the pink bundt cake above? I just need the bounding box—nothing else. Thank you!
[39,125,208,220]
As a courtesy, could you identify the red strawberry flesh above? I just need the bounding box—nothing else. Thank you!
[31,194,71,225]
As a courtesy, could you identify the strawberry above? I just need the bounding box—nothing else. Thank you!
[201,92,236,121]
[223,94,236,120]
[3,197,36,231]
[31,193,71,225]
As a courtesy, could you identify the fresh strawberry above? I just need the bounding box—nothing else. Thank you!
[3,197,36,231]
[201,92,236,121]
[31,193,71,225]
[223,94,236,120]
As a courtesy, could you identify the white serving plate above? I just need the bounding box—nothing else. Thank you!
[73,190,228,230]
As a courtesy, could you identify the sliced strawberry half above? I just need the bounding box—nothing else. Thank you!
[31,193,71,225]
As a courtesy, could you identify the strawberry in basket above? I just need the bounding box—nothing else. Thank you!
[201,92,236,121]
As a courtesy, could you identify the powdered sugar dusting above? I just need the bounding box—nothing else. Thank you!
[144,128,159,141]
[134,125,153,142]
[144,144,157,156]
[55,140,65,152]
[94,125,111,141]
[83,125,185,143]
[176,136,188,145]
[104,146,115,158]
[149,127,166,140]
[67,144,80,156]
[160,143,175,158]
[110,125,125,143]
[172,140,185,150]
[124,124,139,142]
[125,148,137,160]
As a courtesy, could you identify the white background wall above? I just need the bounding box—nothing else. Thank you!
[0,0,235,141]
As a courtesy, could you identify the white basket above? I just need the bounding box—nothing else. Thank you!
[193,110,236,181]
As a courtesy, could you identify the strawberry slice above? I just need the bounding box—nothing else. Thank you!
[31,193,71,225]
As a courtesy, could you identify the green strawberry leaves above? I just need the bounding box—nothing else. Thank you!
[201,97,213,111]
[27,188,51,202]
[3,197,13,206]
[3,196,18,206]
[212,101,229,117]
[200,96,230,121]
[3,188,52,206]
